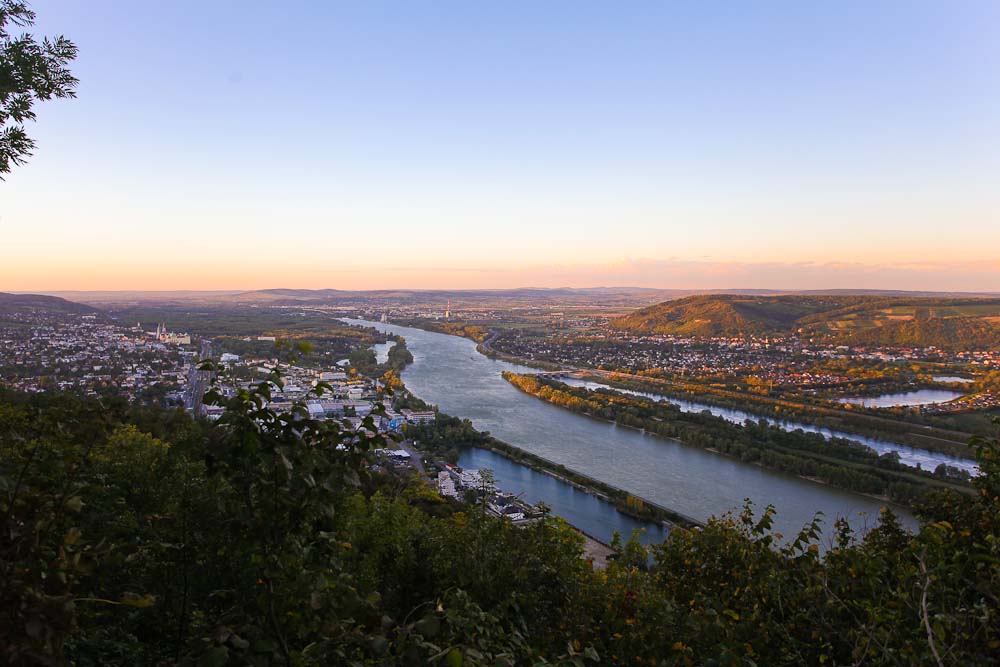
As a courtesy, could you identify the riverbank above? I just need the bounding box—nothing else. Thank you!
[503,372,973,507]
[465,336,983,458]
[404,403,703,529]
[388,318,490,343]
[561,375,978,476]
[355,323,700,532]
[476,331,564,371]
[584,371,979,459]
[471,433,703,529]
[343,317,920,542]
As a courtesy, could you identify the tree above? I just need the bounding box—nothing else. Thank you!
[1,1,77,177]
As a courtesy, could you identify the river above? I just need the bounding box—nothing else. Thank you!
[373,340,396,364]
[344,319,917,543]
[556,378,978,476]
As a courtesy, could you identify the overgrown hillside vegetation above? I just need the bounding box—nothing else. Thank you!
[2,381,999,665]
[613,294,1000,349]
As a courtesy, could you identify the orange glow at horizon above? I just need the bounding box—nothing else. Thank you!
[5,257,1000,293]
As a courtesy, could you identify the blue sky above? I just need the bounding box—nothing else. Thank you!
[3,1,999,290]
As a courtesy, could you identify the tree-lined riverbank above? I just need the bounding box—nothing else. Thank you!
[503,372,972,507]
[585,371,979,458]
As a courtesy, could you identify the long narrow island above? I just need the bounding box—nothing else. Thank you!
[502,372,973,507]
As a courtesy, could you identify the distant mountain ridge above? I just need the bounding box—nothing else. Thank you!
[612,294,1000,349]
[41,287,688,308]
[37,287,1000,308]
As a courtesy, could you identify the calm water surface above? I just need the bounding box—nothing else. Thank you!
[458,447,670,546]
[344,319,917,541]
[373,340,396,364]
[838,389,966,408]
[558,378,978,475]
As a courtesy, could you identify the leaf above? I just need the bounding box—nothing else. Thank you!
[251,639,277,654]
[415,614,441,639]
[446,648,463,667]
[197,646,229,667]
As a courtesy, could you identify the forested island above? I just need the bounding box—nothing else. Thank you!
[503,373,972,506]
[580,372,980,459]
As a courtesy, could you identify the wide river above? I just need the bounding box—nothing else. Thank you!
[345,319,917,543]
[557,379,978,476]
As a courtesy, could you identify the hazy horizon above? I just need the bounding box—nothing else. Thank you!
[6,257,1000,294]
[3,1,998,291]
[11,283,1000,298]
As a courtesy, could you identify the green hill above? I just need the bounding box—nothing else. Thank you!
[834,311,1000,350]
[0,292,103,319]
[612,294,871,337]
[613,294,1000,348]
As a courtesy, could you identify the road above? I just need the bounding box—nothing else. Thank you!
[397,439,427,474]
[185,339,212,416]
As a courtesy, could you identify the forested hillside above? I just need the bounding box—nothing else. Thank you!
[612,294,858,336]
[614,294,1000,349]
[2,379,999,665]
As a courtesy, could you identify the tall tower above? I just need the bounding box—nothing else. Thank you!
[445,299,451,319]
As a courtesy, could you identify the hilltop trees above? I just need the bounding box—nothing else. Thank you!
[1,375,999,664]
[0,1,78,176]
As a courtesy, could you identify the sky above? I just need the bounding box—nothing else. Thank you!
[2,0,999,292]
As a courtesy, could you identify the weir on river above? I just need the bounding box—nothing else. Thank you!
[344,319,918,544]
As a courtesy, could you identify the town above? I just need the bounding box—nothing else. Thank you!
[0,302,550,532]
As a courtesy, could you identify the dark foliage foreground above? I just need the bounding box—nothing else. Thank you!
[1,376,998,665]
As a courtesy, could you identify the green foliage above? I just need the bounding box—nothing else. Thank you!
[384,337,414,373]
[2,381,999,665]
[1,0,78,176]
[349,347,379,377]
